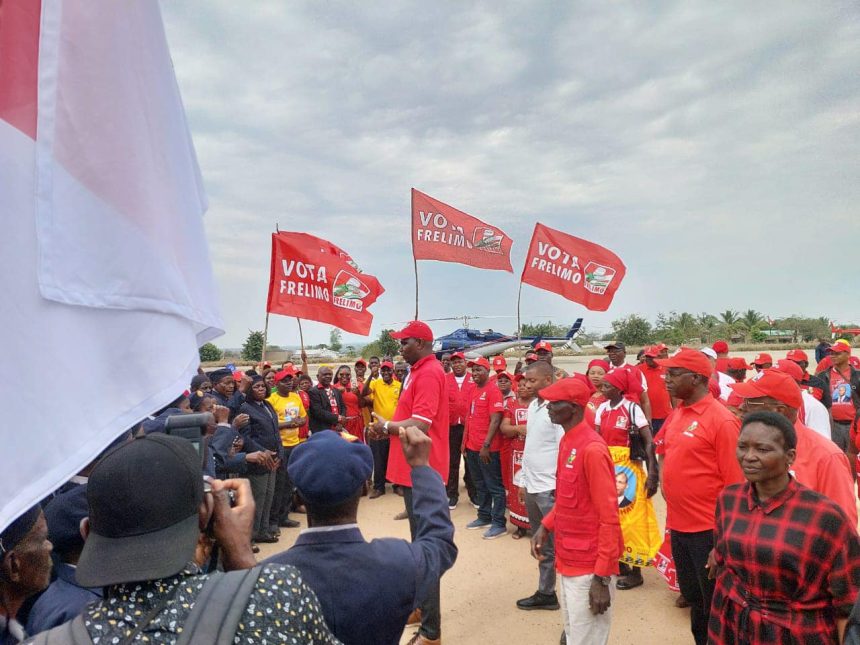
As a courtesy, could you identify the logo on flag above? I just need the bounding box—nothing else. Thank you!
[332,270,370,312]
[411,188,513,272]
[584,262,617,295]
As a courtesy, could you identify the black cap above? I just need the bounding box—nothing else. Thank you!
[76,434,203,587]
[605,342,626,351]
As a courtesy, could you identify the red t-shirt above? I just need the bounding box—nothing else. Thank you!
[594,398,648,447]
[640,363,672,420]
[387,354,450,486]
[661,394,743,532]
[829,367,855,422]
[465,382,505,452]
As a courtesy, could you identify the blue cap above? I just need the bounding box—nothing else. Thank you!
[44,484,88,557]
[288,430,373,506]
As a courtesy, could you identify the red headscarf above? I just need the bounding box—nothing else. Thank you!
[587,359,610,373]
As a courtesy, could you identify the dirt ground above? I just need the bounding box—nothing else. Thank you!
[256,350,803,644]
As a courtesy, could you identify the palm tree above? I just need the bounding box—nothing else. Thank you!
[697,313,718,342]
[740,309,765,331]
[719,310,740,328]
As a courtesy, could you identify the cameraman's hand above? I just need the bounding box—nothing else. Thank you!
[399,425,431,468]
[232,413,250,429]
[209,478,256,570]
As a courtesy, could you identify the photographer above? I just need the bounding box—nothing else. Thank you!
[25,434,338,644]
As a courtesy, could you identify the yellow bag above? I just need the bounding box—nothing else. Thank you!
[608,445,662,567]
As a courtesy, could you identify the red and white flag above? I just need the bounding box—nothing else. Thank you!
[520,223,626,311]
[411,188,514,272]
[267,232,384,335]
[0,0,223,531]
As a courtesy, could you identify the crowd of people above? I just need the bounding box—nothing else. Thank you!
[3,325,860,645]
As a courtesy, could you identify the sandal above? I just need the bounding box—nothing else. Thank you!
[511,527,528,540]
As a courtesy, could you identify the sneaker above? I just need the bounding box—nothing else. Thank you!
[447,498,458,510]
[279,518,300,529]
[369,489,385,499]
[465,518,492,530]
[516,591,560,611]
[483,526,507,540]
[469,497,480,509]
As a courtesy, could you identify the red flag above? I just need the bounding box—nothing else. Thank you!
[267,232,384,335]
[520,223,626,311]
[411,188,513,272]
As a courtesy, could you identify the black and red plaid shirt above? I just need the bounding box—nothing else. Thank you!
[708,478,860,645]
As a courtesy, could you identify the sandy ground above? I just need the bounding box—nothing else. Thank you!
[255,350,805,644]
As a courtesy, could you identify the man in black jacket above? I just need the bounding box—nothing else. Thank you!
[307,366,347,434]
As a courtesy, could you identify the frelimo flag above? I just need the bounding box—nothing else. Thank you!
[267,232,385,335]
[411,188,514,272]
[520,223,626,311]
[0,0,223,531]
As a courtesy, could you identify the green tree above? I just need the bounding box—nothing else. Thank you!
[610,314,652,346]
[520,321,569,338]
[241,330,264,362]
[329,328,343,352]
[697,313,719,342]
[654,311,701,344]
[362,329,400,359]
[198,342,222,362]
[740,309,765,332]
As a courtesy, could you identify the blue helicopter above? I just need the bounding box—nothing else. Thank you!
[426,317,584,358]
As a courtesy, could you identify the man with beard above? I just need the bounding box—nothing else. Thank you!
[307,366,347,434]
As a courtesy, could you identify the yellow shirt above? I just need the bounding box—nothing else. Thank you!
[368,378,402,420]
[267,392,307,448]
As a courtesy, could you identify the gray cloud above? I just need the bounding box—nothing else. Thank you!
[161,1,860,347]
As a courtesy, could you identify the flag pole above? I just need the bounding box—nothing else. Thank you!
[516,281,524,339]
[411,189,419,320]
[262,312,270,365]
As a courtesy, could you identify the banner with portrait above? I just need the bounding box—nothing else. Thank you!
[608,446,662,567]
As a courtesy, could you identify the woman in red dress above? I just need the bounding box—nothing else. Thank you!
[335,365,365,442]
[499,373,534,538]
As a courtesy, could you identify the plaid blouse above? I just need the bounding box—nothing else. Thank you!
[708,479,860,644]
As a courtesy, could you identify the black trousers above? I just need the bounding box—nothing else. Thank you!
[671,528,715,645]
[403,486,441,639]
[269,446,295,525]
[369,438,390,492]
[446,424,476,501]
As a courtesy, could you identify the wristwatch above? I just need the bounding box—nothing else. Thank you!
[383,420,390,435]
[593,575,611,587]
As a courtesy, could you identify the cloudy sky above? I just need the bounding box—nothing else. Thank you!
[160,1,859,348]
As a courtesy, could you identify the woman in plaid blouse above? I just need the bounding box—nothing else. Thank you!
[708,411,860,644]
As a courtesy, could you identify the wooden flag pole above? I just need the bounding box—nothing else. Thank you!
[516,281,524,339]
[411,188,419,320]
[296,317,305,352]
[261,312,270,365]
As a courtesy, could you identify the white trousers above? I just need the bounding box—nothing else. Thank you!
[559,574,615,645]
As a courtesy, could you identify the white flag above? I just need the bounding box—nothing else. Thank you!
[0,0,224,530]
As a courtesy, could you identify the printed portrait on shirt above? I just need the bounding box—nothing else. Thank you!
[834,383,852,403]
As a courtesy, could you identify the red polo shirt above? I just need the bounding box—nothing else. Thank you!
[464,382,505,452]
[640,363,672,420]
[446,371,474,426]
[662,394,743,532]
[387,353,450,486]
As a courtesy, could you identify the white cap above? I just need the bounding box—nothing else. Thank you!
[700,347,718,360]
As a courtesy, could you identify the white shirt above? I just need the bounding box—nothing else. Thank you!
[716,372,734,402]
[594,398,648,429]
[520,398,565,494]
[802,390,832,439]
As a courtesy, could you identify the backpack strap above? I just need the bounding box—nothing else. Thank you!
[26,614,92,645]
[175,565,263,645]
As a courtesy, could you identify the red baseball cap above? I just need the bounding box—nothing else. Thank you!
[712,340,729,354]
[657,348,713,378]
[752,353,773,366]
[830,343,852,354]
[643,346,660,358]
[467,357,491,370]
[524,352,538,363]
[492,355,507,371]
[380,360,395,370]
[654,343,668,352]
[512,372,525,383]
[262,361,272,368]
[534,341,553,353]
[354,358,367,366]
[390,320,434,342]
[496,371,514,381]
[774,359,804,383]
[538,377,591,407]
[730,368,802,409]
[785,349,808,362]
[450,351,465,360]
[232,370,245,382]
[274,367,296,382]
[727,357,752,370]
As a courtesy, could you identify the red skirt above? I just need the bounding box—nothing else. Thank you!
[501,436,529,529]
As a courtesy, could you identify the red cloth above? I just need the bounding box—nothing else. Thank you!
[445,371,474,426]
[792,420,857,526]
[640,363,672,420]
[464,382,505,452]
[829,367,856,422]
[297,389,310,439]
[710,479,860,643]
[595,399,643,447]
[542,421,622,576]
[714,357,730,374]
[387,354,450,486]
[335,384,365,443]
[661,394,744,532]
[607,363,645,404]
[501,398,529,529]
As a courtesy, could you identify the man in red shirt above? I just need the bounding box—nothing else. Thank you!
[816,343,860,453]
[730,369,857,525]
[463,356,507,539]
[605,341,652,422]
[445,351,476,509]
[785,348,828,405]
[367,320,450,645]
[712,340,730,374]
[752,352,773,372]
[640,346,673,433]
[658,348,743,645]
[531,378,622,645]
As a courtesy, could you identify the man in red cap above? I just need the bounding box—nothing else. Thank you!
[725,357,752,384]
[533,341,568,380]
[731,369,856,526]
[774,359,831,440]
[462,357,507,539]
[785,349,828,405]
[267,367,307,530]
[530,377,622,645]
[640,346,673,434]
[658,348,743,645]
[814,343,860,453]
[491,355,508,379]
[367,320,449,645]
[605,342,652,423]
[752,352,773,372]
[444,351,477,509]
[361,361,402,498]
[712,341,730,374]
